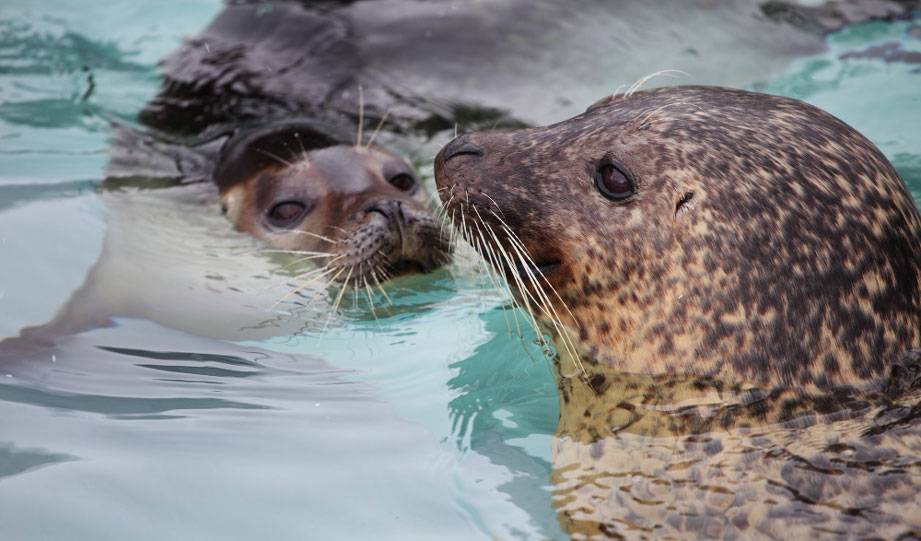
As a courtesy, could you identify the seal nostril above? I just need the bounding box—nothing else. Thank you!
[365,199,408,226]
[441,137,485,162]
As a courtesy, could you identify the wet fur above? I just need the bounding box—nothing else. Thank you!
[437,85,921,391]
[436,85,921,539]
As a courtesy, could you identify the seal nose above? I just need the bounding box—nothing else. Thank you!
[365,199,407,226]
[440,135,484,162]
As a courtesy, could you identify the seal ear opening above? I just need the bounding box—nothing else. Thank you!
[675,191,695,215]
[212,119,350,192]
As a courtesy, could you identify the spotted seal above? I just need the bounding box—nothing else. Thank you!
[436,85,921,392]
[435,84,921,538]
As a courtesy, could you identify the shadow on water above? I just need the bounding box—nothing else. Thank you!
[0,380,270,417]
[0,180,97,212]
[0,443,77,482]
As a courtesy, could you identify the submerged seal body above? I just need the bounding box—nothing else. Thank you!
[436,85,921,391]
[436,84,921,539]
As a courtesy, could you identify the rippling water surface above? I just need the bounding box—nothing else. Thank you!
[1,2,919,539]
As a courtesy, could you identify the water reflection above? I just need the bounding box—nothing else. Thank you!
[551,391,921,539]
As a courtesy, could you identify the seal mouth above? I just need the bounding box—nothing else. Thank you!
[387,258,434,277]
[515,259,562,278]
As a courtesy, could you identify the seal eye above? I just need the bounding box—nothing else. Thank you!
[267,201,308,228]
[594,160,635,201]
[388,173,416,192]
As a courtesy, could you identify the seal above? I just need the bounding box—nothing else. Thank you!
[435,85,921,539]
[212,121,450,285]
[435,85,921,392]
[0,120,451,360]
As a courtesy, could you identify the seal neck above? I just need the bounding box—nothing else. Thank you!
[552,344,879,440]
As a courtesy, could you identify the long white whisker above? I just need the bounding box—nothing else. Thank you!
[625,69,689,97]
[332,267,354,312]
[269,230,340,244]
[256,148,293,167]
[294,131,307,157]
[471,222,522,340]
[370,268,393,305]
[470,206,547,352]
[272,266,341,309]
[489,209,580,326]
[504,231,584,375]
[356,84,364,146]
[258,249,336,257]
[362,276,385,330]
[279,253,342,271]
[365,109,391,148]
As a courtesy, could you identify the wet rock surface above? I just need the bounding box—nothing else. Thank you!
[761,0,920,34]
[840,41,921,63]
[140,0,830,139]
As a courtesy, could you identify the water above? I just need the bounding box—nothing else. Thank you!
[1,2,920,540]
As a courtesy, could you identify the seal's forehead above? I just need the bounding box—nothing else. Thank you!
[213,120,350,192]
[304,145,410,189]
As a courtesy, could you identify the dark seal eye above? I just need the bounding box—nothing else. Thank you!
[267,201,308,228]
[388,173,416,192]
[594,160,636,201]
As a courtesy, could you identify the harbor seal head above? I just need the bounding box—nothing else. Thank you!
[216,121,451,286]
[435,85,921,391]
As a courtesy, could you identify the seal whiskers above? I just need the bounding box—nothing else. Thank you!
[271,264,343,309]
[254,147,294,167]
[469,213,525,340]
[355,84,364,147]
[449,195,580,367]
[276,229,340,244]
[479,203,585,367]
[472,203,582,372]
[623,69,689,98]
[365,109,391,149]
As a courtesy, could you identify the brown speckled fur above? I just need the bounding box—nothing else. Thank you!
[435,86,921,539]
[436,85,921,392]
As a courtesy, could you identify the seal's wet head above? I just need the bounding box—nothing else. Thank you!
[435,86,921,389]
[216,122,450,285]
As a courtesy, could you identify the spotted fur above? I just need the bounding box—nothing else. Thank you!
[436,85,921,392]
[436,85,921,539]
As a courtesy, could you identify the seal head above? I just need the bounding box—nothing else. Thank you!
[217,121,450,285]
[435,86,921,389]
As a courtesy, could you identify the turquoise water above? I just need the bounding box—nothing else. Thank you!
[1,2,920,540]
